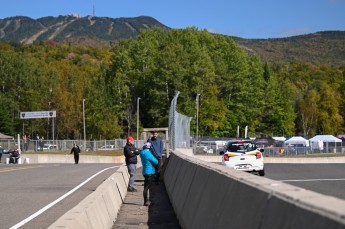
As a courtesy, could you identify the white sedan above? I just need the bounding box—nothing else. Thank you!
[220,140,265,176]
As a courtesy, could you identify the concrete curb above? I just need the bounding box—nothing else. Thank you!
[165,151,345,229]
[48,165,129,229]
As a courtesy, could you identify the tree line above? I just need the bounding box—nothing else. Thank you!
[0,28,344,140]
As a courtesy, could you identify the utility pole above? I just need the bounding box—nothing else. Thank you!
[196,94,200,143]
[83,99,86,149]
[137,97,141,140]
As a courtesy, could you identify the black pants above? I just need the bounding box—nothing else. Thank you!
[9,157,18,164]
[154,159,162,182]
[143,175,154,202]
[74,153,79,164]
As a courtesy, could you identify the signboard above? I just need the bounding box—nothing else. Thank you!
[20,111,56,119]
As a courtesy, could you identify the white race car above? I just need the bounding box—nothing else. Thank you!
[220,139,265,176]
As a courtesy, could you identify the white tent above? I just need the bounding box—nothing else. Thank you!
[309,135,342,143]
[284,136,309,146]
[0,133,14,140]
[272,136,286,142]
[309,135,342,152]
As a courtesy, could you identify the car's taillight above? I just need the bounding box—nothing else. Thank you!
[256,151,262,159]
[224,154,229,161]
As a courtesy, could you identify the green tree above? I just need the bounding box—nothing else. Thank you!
[317,82,343,134]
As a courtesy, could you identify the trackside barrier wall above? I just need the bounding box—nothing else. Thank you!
[49,165,130,229]
[164,149,345,229]
[1,154,125,164]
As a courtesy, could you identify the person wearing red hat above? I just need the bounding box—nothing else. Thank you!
[124,136,140,192]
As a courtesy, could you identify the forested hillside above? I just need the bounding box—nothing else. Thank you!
[0,15,169,47]
[0,28,344,140]
[1,15,344,65]
[233,31,345,66]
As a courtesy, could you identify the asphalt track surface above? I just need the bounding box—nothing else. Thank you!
[1,163,344,228]
[0,163,121,229]
[265,163,345,200]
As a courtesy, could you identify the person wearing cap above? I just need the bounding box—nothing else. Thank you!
[124,136,140,192]
[140,142,158,206]
[147,130,164,183]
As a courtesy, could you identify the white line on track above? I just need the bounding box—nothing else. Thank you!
[281,178,345,182]
[9,165,120,229]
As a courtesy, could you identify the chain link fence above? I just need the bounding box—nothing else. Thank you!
[169,91,192,152]
[192,138,345,157]
[0,139,145,153]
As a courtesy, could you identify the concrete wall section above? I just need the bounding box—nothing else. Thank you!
[165,151,345,229]
[48,166,129,229]
[1,154,125,164]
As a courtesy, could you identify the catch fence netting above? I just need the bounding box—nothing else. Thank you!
[169,91,192,151]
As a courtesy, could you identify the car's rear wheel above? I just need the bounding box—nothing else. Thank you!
[258,169,265,176]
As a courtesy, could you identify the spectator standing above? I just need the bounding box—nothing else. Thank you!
[35,134,40,152]
[90,136,95,151]
[70,144,81,164]
[148,130,164,183]
[39,137,44,151]
[23,134,28,151]
[0,145,3,163]
[124,136,140,192]
[140,142,158,206]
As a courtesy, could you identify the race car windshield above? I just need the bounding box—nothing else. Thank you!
[227,142,256,152]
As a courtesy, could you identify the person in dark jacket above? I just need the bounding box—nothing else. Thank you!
[124,136,140,192]
[0,145,3,163]
[70,144,81,164]
[148,130,164,183]
[140,142,158,206]
[9,149,20,164]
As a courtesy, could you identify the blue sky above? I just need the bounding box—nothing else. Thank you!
[1,0,344,39]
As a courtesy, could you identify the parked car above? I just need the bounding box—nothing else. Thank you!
[37,144,57,151]
[196,145,214,154]
[99,145,115,150]
[220,139,265,176]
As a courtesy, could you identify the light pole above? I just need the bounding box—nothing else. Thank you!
[83,99,86,149]
[196,94,200,143]
[48,87,52,140]
[137,97,141,140]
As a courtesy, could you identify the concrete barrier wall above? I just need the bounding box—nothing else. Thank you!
[49,165,130,229]
[165,150,345,229]
[1,154,125,164]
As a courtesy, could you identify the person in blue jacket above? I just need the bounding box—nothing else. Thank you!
[147,130,164,183]
[140,142,158,206]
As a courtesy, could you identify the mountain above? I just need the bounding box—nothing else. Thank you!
[232,31,345,66]
[0,15,169,47]
[0,15,344,65]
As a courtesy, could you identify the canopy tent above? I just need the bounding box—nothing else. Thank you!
[309,135,342,143]
[272,137,286,142]
[0,133,14,140]
[309,135,342,152]
[284,136,309,146]
[254,137,275,145]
